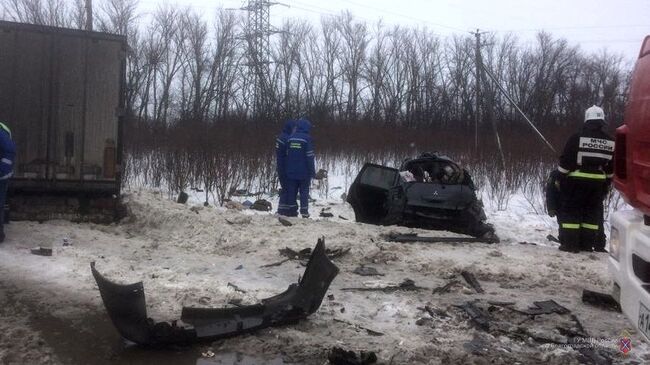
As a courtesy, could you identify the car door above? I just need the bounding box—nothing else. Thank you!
[347,163,402,224]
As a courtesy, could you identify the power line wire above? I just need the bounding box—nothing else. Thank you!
[336,0,465,32]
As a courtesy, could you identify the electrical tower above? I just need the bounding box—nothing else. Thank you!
[240,0,282,117]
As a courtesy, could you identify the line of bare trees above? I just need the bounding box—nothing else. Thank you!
[1,0,631,128]
[0,0,633,207]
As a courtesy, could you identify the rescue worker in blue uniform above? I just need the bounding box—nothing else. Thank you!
[556,106,614,253]
[285,119,315,218]
[275,120,296,216]
[0,122,15,243]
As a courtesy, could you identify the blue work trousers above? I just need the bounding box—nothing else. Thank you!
[285,179,311,216]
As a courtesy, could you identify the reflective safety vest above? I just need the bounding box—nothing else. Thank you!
[0,122,11,139]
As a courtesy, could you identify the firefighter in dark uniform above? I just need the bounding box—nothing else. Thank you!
[556,105,614,253]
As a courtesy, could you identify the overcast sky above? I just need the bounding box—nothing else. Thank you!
[137,0,649,63]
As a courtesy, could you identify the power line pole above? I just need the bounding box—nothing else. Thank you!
[472,29,486,153]
[85,0,93,31]
[239,1,283,117]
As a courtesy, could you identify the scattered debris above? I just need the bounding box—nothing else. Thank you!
[259,258,291,268]
[251,199,272,212]
[353,265,384,276]
[279,246,350,261]
[328,294,335,301]
[463,334,491,356]
[487,301,515,307]
[242,200,253,209]
[338,215,349,220]
[415,317,433,326]
[457,301,490,331]
[328,347,377,365]
[461,271,484,294]
[189,205,203,214]
[546,234,560,243]
[385,232,493,244]
[225,216,252,225]
[320,210,335,218]
[31,247,52,256]
[518,241,538,246]
[333,318,384,337]
[516,300,570,316]
[278,216,293,226]
[342,279,423,293]
[420,305,449,318]
[581,289,622,312]
[234,265,243,271]
[432,280,460,294]
[62,238,71,247]
[227,282,246,293]
[91,238,339,345]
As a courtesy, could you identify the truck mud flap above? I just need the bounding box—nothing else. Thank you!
[91,238,339,346]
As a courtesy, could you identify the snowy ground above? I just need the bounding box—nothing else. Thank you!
[0,179,647,364]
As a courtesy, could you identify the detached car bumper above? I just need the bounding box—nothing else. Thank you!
[91,238,339,346]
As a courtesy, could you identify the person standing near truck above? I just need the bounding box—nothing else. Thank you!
[0,122,15,243]
[285,119,316,218]
[556,105,614,253]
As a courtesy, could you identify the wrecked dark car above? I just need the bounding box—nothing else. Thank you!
[347,152,497,241]
[91,238,338,346]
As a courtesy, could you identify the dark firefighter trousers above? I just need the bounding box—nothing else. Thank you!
[557,172,607,251]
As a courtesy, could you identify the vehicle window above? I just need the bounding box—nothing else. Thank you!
[359,166,398,190]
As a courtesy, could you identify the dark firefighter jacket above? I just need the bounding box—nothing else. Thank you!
[558,121,614,178]
[285,119,315,181]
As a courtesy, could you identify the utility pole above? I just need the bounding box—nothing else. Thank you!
[472,29,486,153]
[85,0,93,31]
[237,1,285,117]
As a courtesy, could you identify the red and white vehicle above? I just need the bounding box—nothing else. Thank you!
[609,35,650,340]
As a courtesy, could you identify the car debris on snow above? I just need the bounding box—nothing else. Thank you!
[456,301,490,331]
[328,346,377,365]
[515,300,571,316]
[460,271,485,294]
[225,216,252,225]
[432,280,461,294]
[419,304,450,319]
[278,216,293,226]
[278,245,350,261]
[91,238,339,346]
[581,289,622,312]
[384,232,497,244]
[30,246,53,256]
[332,318,384,337]
[341,278,424,293]
[352,265,384,276]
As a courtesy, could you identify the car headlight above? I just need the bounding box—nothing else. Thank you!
[610,227,620,261]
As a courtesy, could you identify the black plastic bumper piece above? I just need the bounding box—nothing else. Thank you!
[91,238,339,346]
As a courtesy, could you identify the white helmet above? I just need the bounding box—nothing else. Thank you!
[584,105,605,123]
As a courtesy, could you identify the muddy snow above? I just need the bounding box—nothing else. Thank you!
[0,189,647,364]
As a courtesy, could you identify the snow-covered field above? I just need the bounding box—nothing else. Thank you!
[0,176,647,364]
